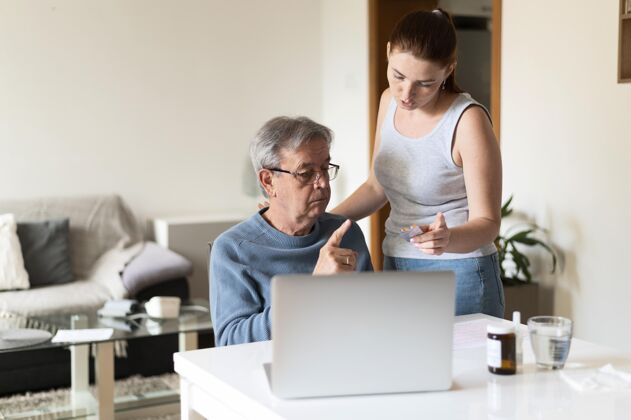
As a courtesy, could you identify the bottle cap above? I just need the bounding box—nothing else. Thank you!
[512,311,521,325]
[487,323,515,335]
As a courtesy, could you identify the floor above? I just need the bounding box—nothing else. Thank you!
[0,373,180,419]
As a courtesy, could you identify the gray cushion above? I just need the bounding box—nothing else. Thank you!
[122,242,193,296]
[17,218,75,287]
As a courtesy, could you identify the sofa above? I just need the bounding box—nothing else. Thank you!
[0,194,196,395]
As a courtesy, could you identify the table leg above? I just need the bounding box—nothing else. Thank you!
[179,331,198,352]
[70,315,92,415]
[95,341,114,420]
[70,343,90,410]
[180,377,204,420]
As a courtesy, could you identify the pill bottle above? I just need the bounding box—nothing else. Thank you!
[487,324,516,375]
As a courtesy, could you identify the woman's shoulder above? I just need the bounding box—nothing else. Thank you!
[453,93,490,119]
[458,101,492,129]
[453,96,497,154]
[379,88,393,106]
[377,88,395,123]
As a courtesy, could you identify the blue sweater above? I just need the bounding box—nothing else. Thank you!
[210,210,373,346]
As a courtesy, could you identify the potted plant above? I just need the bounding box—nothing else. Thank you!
[495,195,558,319]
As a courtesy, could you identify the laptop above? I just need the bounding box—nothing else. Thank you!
[269,271,456,399]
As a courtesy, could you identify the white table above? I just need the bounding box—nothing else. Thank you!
[174,314,631,420]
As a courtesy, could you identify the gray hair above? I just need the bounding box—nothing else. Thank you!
[250,116,333,195]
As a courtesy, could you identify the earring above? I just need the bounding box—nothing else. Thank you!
[441,80,446,90]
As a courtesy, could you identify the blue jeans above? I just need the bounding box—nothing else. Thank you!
[383,253,505,318]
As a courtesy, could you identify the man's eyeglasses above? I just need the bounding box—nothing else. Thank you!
[266,163,340,185]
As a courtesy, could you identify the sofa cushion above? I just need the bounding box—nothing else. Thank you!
[0,214,30,291]
[122,242,193,296]
[17,218,74,287]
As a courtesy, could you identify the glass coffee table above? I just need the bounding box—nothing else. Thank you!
[0,300,212,420]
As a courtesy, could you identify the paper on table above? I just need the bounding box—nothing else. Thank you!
[453,319,490,350]
[52,328,114,343]
[560,364,631,392]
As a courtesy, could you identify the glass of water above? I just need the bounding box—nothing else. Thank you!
[528,316,573,369]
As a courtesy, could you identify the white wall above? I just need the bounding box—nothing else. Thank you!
[502,0,631,350]
[321,0,371,237]
[0,0,324,219]
[0,0,371,240]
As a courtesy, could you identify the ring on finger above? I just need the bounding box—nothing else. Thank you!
[346,256,350,265]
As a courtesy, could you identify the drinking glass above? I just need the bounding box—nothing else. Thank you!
[527,316,573,369]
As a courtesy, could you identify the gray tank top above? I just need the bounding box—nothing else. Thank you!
[374,93,497,260]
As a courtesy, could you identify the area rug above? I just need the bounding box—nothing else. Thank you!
[0,373,180,419]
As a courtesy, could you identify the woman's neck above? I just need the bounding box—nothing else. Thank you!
[413,90,454,117]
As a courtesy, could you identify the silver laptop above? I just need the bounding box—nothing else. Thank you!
[269,271,456,399]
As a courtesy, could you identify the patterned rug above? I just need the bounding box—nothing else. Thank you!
[0,373,180,419]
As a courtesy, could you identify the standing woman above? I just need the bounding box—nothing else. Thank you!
[332,9,504,317]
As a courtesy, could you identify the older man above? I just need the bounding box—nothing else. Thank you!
[210,116,373,346]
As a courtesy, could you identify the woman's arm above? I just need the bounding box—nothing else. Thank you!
[331,90,391,221]
[412,105,502,255]
[332,178,387,221]
[448,105,502,252]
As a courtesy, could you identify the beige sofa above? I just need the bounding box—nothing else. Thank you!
[0,194,145,316]
[0,194,194,395]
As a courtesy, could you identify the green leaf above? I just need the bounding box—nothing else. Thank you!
[509,248,533,282]
[507,229,536,242]
[497,194,559,281]
[501,195,514,218]
[514,237,540,245]
[515,238,557,274]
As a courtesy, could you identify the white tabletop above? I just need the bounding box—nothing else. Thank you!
[174,314,631,420]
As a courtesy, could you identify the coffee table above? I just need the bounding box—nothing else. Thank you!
[0,300,212,420]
